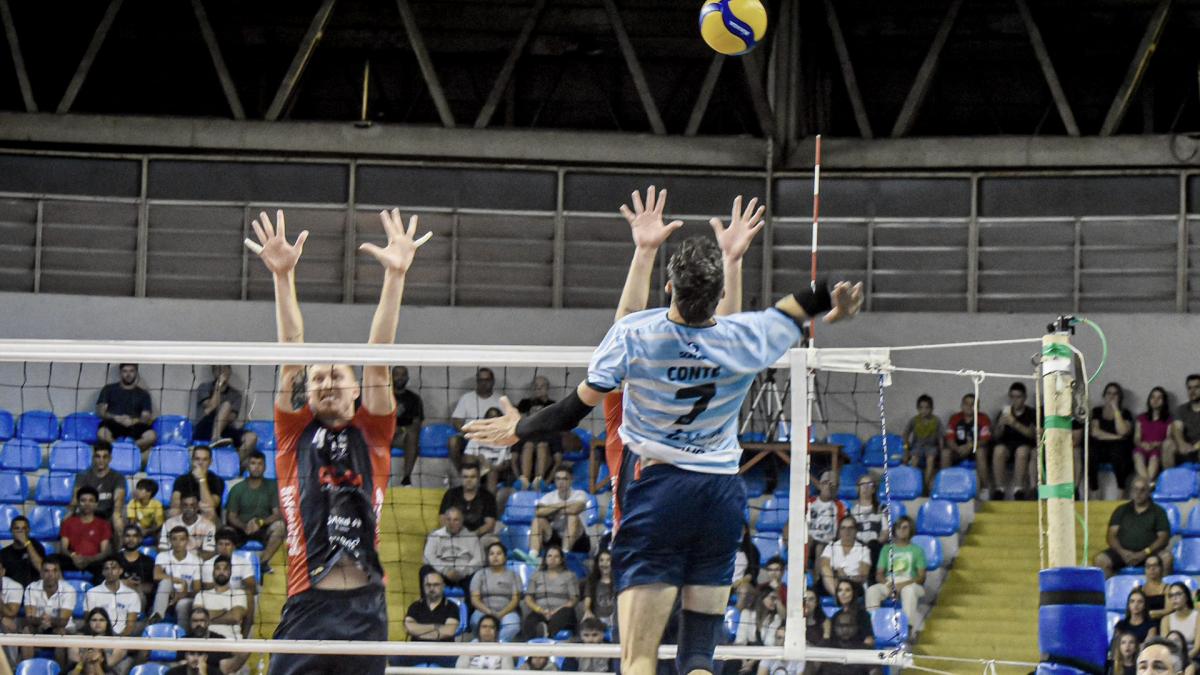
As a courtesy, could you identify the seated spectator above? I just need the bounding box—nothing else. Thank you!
[159,495,216,560]
[466,408,517,495]
[849,475,889,578]
[521,544,578,639]
[0,558,20,634]
[402,570,460,667]
[807,471,845,563]
[60,486,114,582]
[167,650,214,675]
[732,525,761,610]
[562,617,615,672]
[865,516,926,629]
[20,558,76,660]
[521,656,559,672]
[903,394,944,490]
[1091,382,1134,495]
[152,525,201,627]
[115,524,155,605]
[734,585,783,649]
[1168,374,1200,468]
[823,579,873,647]
[469,542,522,642]
[945,393,994,499]
[186,605,246,673]
[812,610,882,675]
[0,516,45,587]
[1160,582,1200,661]
[761,556,785,594]
[531,468,589,557]
[1116,589,1157,650]
[580,549,615,628]
[126,477,165,540]
[1160,632,1196,675]
[170,445,225,520]
[95,363,157,461]
[1142,555,1170,621]
[818,516,870,597]
[439,460,499,540]
[757,625,804,675]
[1110,629,1139,675]
[449,368,505,472]
[516,376,560,490]
[224,450,284,572]
[993,382,1038,500]
[83,558,140,636]
[66,607,131,675]
[1094,477,1172,578]
[193,555,247,639]
[1135,387,1172,484]
[423,505,482,594]
[202,528,257,637]
[802,589,825,647]
[194,365,258,458]
[391,366,425,487]
[455,614,516,671]
[72,442,126,530]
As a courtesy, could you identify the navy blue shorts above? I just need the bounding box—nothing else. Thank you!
[611,462,746,592]
[269,584,388,675]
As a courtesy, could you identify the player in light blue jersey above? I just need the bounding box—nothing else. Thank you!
[467,199,863,675]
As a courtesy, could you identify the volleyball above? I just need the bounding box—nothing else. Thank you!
[699,0,768,56]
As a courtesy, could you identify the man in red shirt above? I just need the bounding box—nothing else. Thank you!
[246,208,428,675]
[60,485,113,583]
[945,393,996,499]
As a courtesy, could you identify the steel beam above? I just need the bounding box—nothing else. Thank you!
[768,0,799,149]
[822,0,872,139]
[602,0,666,135]
[1100,0,1172,137]
[741,51,776,139]
[1014,0,1077,137]
[0,0,35,112]
[684,55,724,136]
[475,0,547,129]
[190,0,245,120]
[265,0,337,122]
[395,0,455,128]
[57,0,124,114]
[890,0,963,138]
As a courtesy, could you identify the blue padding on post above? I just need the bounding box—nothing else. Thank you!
[1039,567,1104,594]
[1037,665,1095,675]
[1039,567,1106,675]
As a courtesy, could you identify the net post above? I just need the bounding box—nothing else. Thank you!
[783,346,809,661]
[1041,328,1076,567]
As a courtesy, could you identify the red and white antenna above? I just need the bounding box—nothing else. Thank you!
[809,134,822,346]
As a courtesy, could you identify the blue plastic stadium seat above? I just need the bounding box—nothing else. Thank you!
[723,607,740,640]
[62,579,90,618]
[503,491,539,525]
[910,534,943,571]
[148,475,175,506]
[871,607,908,648]
[507,560,533,590]
[0,504,18,538]
[146,445,189,476]
[1105,575,1142,612]
[499,525,531,553]
[152,416,192,447]
[516,638,564,670]
[863,434,905,468]
[564,428,592,462]
[35,473,74,506]
[27,506,65,542]
[739,432,766,444]
[258,450,276,480]
[0,410,12,442]
[1164,503,1183,536]
[233,550,261,584]
[17,411,58,443]
[837,464,868,500]
[243,420,275,452]
[211,447,240,480]
[877,465,922,501]
[752,533,783,561]
[419,423,456,459]
[757,496,789,533]
[110,441,140,474]
[142,622,186,661]
[1165,574,1199,595]
[59,412,100,443]
[826,433,864,464]
[1154,467,1197,502]
[15,658,60,675]
[742,471,768,499]
[49,441,92,473]
[565,551,589,579]
[1185,505,1200,537]
[1173,539,1200,575]
[0,472,28,505]
[930,467,978,502]
[885,501,908,522]
[1,439,42,472]
[916,500,960,537]
[130,665,169,675]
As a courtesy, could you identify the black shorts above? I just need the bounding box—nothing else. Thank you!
[100,420,153,440]
[269,584,388,675]
[193,414,246,446]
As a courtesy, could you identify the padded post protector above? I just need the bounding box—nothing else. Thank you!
[1039,568,1106,675]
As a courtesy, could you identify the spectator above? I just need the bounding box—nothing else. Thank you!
[562,617,615,673]
[166,651,215,675]
[812,609,882,675]
[193,365,258,458]
[1135,387,1172,483]
[158,495,216,559]
[818,516,870,597]
[945,393,994,499]
[903,394,944,490]
[993,382,1038,501]
[1110,629,1139,675]
[521,544,578,640]
[152,525,201,628]
[1168,374,1200,468]
[114,524,155,605]
[170,446,225,520]
[66,607,131,675]
[423,505,483,593]
[849,475,890,578]
[0,558,19,634]
[83,558,140,636]
[449,368,505,472]
[1116,589,1157,649]
[469,541,522,642]
[0,516,45,586]
[520,655,559,672]
[224,450,284,572]
[580,549,615,628]
[757,625,803,675]
[439,460,499,540]
[202,529,256,637]
[454,614,516,671]
[1091,382,1135,495]
[734,585,783,650]
[125,477,164,541]
[193,555,247,639]
[760,556,785,594]
[807,471,845,563]
[391,366,425,487]
[186,605,246,673]
[20,558,76,660]
[95,363,157,461]
[1160,582,1200,662]
[465,408,516,495]
[60,486,114,582]
[1141,554,1170,621]
[865,516,926,629]
[802,588,825,647]
[1140,637,1186,675]
[403,570,461,666]
[531,467,589,557]
[1094,477,1172,578]
[516,376,560,490]
[732,525,760,610]
[822,579,873,647]
[72,443,126,529]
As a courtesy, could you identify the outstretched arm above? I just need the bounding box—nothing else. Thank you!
[359,209,432,415]
[614,186,682,322]
[711,196,766,316]
[247,210,309,411]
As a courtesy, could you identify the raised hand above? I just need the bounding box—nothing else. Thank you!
[247,210,308,276]
[710,195,765,262]
[359,208,433,274]
[619,186,683,251]
[824,281,864,323]
[462,396,522,447]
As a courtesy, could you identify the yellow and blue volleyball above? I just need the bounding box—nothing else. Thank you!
[699,0,768,56]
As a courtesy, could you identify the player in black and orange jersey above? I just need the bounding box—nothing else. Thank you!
[246,208,431,675]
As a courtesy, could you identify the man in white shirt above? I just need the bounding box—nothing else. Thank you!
[153,525,202,629]
[84,557,141,636]
[449,368,505,472]
[20,558,76,660]
[193,556,247,639]
[531,467,588,558]
[201,528,256,637]
[0,558,22,633]
[158,495,216,559]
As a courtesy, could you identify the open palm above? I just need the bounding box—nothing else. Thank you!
[710,195,765,261]
[249,210,308,275]
[359,208,432,274]
[620,185,683,250]
[825,281,864,323]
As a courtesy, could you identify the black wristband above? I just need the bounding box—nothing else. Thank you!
[793,279,833,317]
[515,389,596,441]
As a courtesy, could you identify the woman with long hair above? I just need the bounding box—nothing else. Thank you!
[1160,582,1200,662]
[1143,555,1170,620]
[522,544,578,639]
[67,607,131,675]
[1116,589,1157,645]
[470,541,523,642]
[802,589,824,646]
[1134,387,1172,483]
[455,614,517,670]
[733,585,784,675]
[580,549,616,627]
[1165,630,1199,675]
[1090,382,1134,494]
[1107,630,1138,675]
[822,578,874,648]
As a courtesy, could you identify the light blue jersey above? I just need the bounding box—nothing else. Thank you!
[587,307,803,474]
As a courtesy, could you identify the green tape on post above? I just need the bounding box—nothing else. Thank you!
[1043,343,1073,359]
[1039,482,1075,500]
[1043,415,1073,430]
